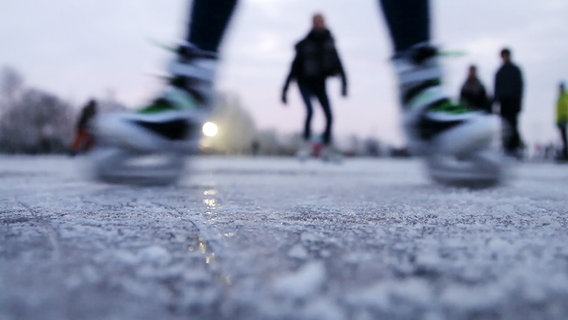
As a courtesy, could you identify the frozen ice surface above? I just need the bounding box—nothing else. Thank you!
[272,261,326,299]
[1,155,568,319]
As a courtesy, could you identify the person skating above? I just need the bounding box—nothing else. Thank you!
[281,13,348,162]
[556,81,568,161]
[70,99,97,155]
[459,64,491,113]
[494,47,525,159]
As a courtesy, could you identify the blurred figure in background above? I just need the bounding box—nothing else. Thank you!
[281,13,348,161]
[460,64,491,113]
[556,81,568,161]
[70,99,97,155]
[494,47,525,159]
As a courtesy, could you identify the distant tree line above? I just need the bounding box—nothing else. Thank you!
[0,67,76,153]
[0,66,125,154]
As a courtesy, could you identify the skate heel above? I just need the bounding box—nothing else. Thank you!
[429,113,500,156]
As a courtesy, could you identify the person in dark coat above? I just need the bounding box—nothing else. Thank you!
[70,99,97,155]
[556,81,568,161]
[281,13,347,159]
[494,48,524,158]
[460,64,490,112]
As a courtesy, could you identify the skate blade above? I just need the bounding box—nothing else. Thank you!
[88,148,186,186]
[93,112,201,154]
[426,151,508,188]
[431,115,500,156]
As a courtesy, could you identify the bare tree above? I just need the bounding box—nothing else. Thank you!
[0,87,75,153]
[0,66,24,106]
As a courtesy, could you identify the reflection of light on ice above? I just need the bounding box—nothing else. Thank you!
[188,237,217,265]
[203,189,218,208]
[204,189,217,196]
[203,199,217,207]
[198,241,207,254]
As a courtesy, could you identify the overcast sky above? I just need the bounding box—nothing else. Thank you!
[1,0,566,147]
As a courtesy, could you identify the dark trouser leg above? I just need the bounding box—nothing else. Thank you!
[510,114,521,151]
[186,0,238,53]
[298,83,314,141]
[379,0,430,53]
[168,0,238,104]
[500,99,523,153]
[501,113,513,152]
[501,112,521,153]
[312,81,333,145]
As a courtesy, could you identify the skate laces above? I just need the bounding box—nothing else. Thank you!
[138,88,198,114]
[138,98,173,114]
[396,44,472,116]
[429,100,472,114]
[139,42,216,114]
[167,43,216,105]
[393,44,465,65]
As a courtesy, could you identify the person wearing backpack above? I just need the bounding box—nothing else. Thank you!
[459,64,491,113]
[281,13,348,161]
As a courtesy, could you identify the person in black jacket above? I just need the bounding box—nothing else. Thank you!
[281,13,348,160]
[460,65,491,113]
[494,48,524,158]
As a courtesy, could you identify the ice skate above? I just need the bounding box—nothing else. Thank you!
[320,145,343,164]
[88,43,217,185]
[296,140,312,161]
[394,44,505,186]
[89,147,186,186]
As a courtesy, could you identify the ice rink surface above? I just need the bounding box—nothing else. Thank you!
[1,155,568,319]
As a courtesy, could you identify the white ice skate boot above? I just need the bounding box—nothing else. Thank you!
[88,43,218,185]
[394,44,505,186]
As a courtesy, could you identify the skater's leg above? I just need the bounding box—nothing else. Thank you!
[509,114,521,154]
[379,0,430,53]
[501,109,520,156]
[167,0,239,106]
[299,82,314,142]
[295,82,315,160]
[378,0,497,154]
[501,98,523,156]
[311,80,340,162]
[95,0,240,150]
[500,113,512,153]
[378,0,504,185]
[88,0,240,185]
[186,0,238,53]
[313,81,333,146]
